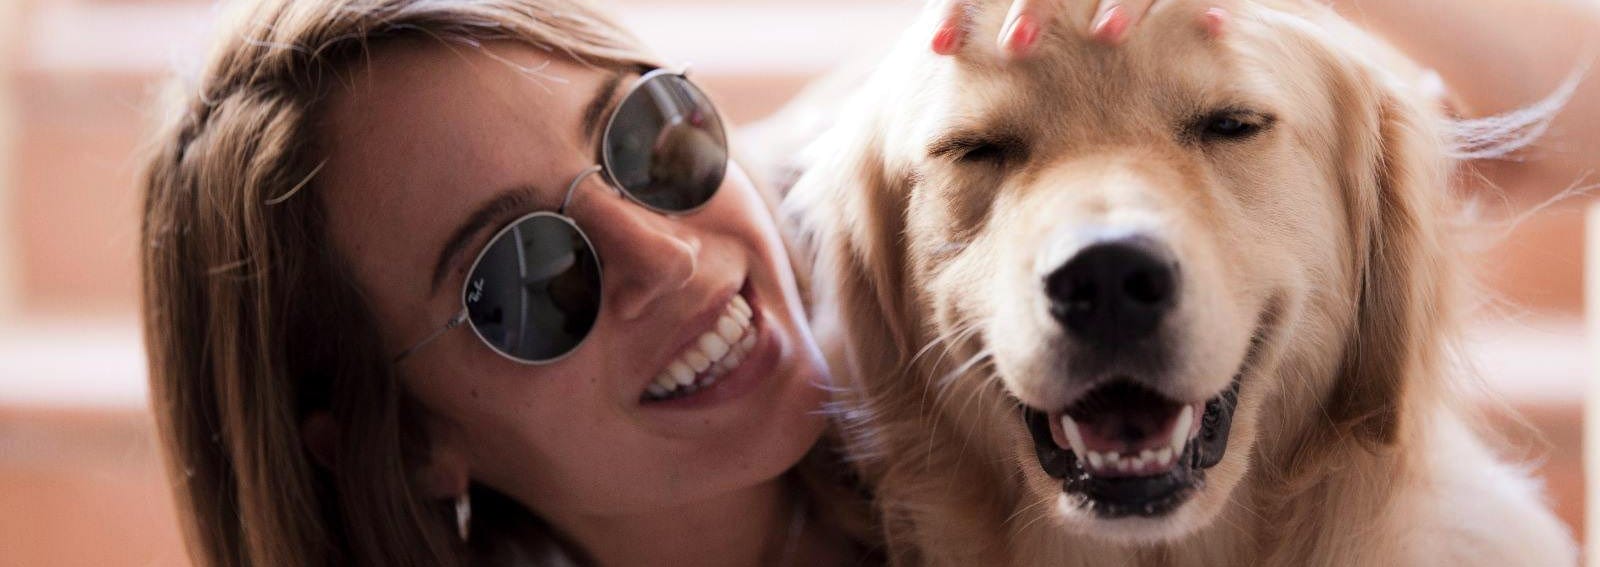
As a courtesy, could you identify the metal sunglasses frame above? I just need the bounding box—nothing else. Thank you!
[393,67,726,365]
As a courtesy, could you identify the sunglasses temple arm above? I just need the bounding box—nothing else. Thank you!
[393,309,469,363]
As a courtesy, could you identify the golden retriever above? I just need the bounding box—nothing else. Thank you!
[781,0,1577,564]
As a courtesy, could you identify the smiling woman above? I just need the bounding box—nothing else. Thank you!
[138,1,873,565]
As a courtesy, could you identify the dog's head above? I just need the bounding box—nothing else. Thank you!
[789,0,1452,545]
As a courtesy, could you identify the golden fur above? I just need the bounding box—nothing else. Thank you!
[781,0,1576,564]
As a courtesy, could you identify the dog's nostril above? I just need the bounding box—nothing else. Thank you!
[1065,279,1098,310]
[1123,266,1172,305]
[1045,237,1178,344]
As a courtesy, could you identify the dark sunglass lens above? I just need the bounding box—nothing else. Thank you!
[463,215,601,362]
[604,74,727,212]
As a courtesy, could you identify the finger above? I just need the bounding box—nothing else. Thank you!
[1199,6,1230,39]
[931,0,970,55]
[1089,0,1159,46]
[997,0,1057,60]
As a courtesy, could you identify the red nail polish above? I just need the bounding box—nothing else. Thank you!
[932,25,959,55]
[1092,4,1129,45]
[1006,15,1039,55]
[1201,7,1230,39]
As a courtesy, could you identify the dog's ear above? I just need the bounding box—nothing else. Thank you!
[785,119,918,384]
[1329,72,1451,448]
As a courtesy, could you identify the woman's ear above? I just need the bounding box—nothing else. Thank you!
[412,442,471,500]
[301,411,341,470]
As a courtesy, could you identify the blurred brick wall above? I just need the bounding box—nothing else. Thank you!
[0,1,1588,565]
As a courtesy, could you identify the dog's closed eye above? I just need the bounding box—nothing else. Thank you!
[928,132,1030,166]
[1190,108,1276,143]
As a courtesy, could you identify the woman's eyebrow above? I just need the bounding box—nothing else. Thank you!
[430,71,625,296]
[581,71,625,145]
[430,187,537,295]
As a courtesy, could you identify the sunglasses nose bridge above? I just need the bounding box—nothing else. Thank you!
[558,165,607,214]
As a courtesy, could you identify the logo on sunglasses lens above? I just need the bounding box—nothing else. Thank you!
[468,279,485,303]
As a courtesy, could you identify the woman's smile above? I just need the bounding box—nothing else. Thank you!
[638,279,756,403]
[638,279,781,410]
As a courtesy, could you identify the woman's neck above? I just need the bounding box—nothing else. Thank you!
[558,477,809,567]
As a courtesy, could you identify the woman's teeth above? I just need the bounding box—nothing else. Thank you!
[644,294,756,401]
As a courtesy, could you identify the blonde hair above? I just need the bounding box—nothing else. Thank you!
[140,1,871,565]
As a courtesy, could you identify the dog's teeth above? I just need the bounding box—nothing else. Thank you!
[1156,447,1173,466]
[1087,451,1105,469]
[1171,404,1195,453]
[1140,449,1155,463]
[1059,416,1090,457]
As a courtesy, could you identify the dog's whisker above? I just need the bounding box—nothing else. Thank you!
[1003,492,1060,527]
[1220,486,1267,527]
[917,322,985,471]
[917,322,983,409]
[910,327,960,368]
[1010,498,1064,542]
[928,350,994,426]
[945,357,1002,477]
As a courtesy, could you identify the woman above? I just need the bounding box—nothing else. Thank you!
[141,1,869,565]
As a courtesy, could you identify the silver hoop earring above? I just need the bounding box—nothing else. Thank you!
[454,492,472,542]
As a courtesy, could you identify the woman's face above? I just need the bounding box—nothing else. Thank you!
[316,40,830,520]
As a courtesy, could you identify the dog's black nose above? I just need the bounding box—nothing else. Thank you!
[1045,237,1177,344]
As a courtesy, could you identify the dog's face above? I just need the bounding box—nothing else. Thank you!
[792,0,1445,547]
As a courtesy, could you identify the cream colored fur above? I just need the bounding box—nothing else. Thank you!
[780,0,1577,564]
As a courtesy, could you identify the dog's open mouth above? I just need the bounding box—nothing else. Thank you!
[1020,307,1274,519]
[1023,377,1240,518]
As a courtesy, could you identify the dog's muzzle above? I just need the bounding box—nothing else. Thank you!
[1018,236,1263,519]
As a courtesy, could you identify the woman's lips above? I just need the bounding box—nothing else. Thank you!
[637,282,779,410]
[641,290,756,402]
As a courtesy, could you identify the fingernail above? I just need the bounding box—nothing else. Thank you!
[932,24,960,55]
[1003,14,1040,57]
[1091,3,1130,45]
[998,13,1020,50]
[1200,7,1230,39]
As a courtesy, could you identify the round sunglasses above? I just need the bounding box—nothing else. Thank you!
[394,68,728,364]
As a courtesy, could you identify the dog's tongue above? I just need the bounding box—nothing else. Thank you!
[1049,381,1186,454]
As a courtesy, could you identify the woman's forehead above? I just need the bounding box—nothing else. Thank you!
[318,42,608,214]
[313,41,614,315]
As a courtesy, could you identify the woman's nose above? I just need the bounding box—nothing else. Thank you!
[579,192,701,321]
